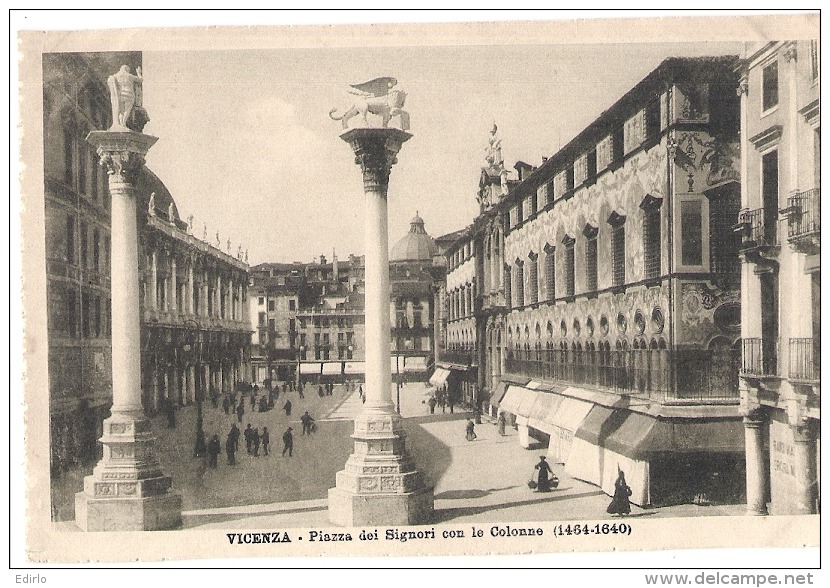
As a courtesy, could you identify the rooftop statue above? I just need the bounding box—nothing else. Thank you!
[107,65,149,132]
[484,122,504,169]
[329,77,410,130]
[168,202,175,224]
[148,192,156,216]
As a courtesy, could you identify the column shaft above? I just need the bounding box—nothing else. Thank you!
[744,416,768,515]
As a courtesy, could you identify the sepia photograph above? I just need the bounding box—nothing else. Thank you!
[14,10,821,572]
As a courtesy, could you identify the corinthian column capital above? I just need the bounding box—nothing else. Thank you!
[87,130,159,187]
[341,127,411,193]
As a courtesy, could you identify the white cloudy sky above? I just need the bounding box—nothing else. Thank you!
[141,41,743,265]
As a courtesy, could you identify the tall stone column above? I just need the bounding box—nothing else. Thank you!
[76,129,182,531]
[743,411,768,516]
[792,420,818,514]
[328,125,433,526]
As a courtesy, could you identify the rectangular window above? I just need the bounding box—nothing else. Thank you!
[94,295,101,337]
[587,150,597,179]
[268,318,275,332]
[103,236,110,274]
[565,242,575,297]
[762,150,779,245]
[566,165,575,192]
[515,263,525,307]
[612,127,625,163]
[63,129,74,186]
[66,215,75,264]
[680,200,703,266]
[709,188,742,276]
[612,223,625,287]
[810,40,819,80]
[81,292,90,338]
[258,296,264,306]
[545,249,555,301]
[762,60,779,111]
[643,207,661,279]
[268,300,275,311]
[80,222,88,268]
[289,299,296,310]
[289,318,296,332]
[504,265,512,310]
[645,99,661,140]
[65,289,77,338]
[258,312,266,326]
[585,236,598,292]
[93,229,100,273]
[528,255,539,305]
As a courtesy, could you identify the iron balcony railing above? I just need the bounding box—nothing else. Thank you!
[737,207,778,248]
[787,188,821,240]
[441,348,478,366]
[789,338,820,383]
[741,337,779,377]
[504,348,740,403]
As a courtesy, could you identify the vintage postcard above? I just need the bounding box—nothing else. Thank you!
[15,12,821,567]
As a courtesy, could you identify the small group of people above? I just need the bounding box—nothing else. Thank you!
[317,383,335,397]
[243,423,270,456]
[529,456,632,516]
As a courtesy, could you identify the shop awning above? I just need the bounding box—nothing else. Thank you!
[428,367,450,387]
[490,381,509,407]
[550,397,594,433]
[299,362,322,374]
[574,405,629,446]
[527,392,563,433]
[498,385,535,415]
[343,361,365,374]
[404,356,428,372]
[322,362,342,375]
[602,413,745,460]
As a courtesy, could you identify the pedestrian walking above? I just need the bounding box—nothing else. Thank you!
[207,434,221,468]
[250,391,257,410]
[222,395,230,415]
[448,398,455,414]
[236,401,244,423]
[244,423,253,455]
[225,434,236,465]
[229,422,240,451]
[283,399,292,416]
[301,411,315,435]
[252,427,261,456]
[428,396,437,414]
[318,385,325,398]
[298,385,305,399]
[194,427,207,457]
[497,411,506,436]
[261,426,270,456]
[607,469,632,516]
[532,456,557,492]
[465,419,477,442]
[282,427,294,457]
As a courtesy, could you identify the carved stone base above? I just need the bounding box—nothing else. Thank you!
[328,411,433,526]
[74,412,182,531]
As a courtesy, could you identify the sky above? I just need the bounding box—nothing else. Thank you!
[141,41,743,265]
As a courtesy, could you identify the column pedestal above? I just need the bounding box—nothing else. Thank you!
[328,126,433,526]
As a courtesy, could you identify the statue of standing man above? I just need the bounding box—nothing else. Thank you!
[107,65,149,132]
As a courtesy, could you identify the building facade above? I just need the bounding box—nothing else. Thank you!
[439,57,748,506]
[736,40,820,515]
[44,51,251,478]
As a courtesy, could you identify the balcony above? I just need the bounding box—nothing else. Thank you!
[789,338,820,384]
[504,348,739,404]
[440,348,477,367]
[784,188,820,255]
[740,338,779,379]
[735,207,780,271]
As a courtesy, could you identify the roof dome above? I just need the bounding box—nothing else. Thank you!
[390,212,439,262]
[135,166,180,223]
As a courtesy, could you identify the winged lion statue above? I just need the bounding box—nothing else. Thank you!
[330,77,410,130]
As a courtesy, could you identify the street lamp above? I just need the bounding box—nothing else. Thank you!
[298,345,305,389]
[181,319,204,456]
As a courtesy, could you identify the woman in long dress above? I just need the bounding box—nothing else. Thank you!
[534,456,554,492]
[607,470,632,515]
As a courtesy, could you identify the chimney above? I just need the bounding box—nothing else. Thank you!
[333,249,339,281]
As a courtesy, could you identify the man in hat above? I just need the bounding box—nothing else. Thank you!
[282,427,294,457]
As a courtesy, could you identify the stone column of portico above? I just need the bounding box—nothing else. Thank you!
[328,127,433,526]
[743,410,768,516]
[791,420,818,514]
[76,130,182,531]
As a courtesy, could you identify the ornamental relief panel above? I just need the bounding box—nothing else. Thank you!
[505,284,669,348]
[678,282,741,346]
[672,131,740,194]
